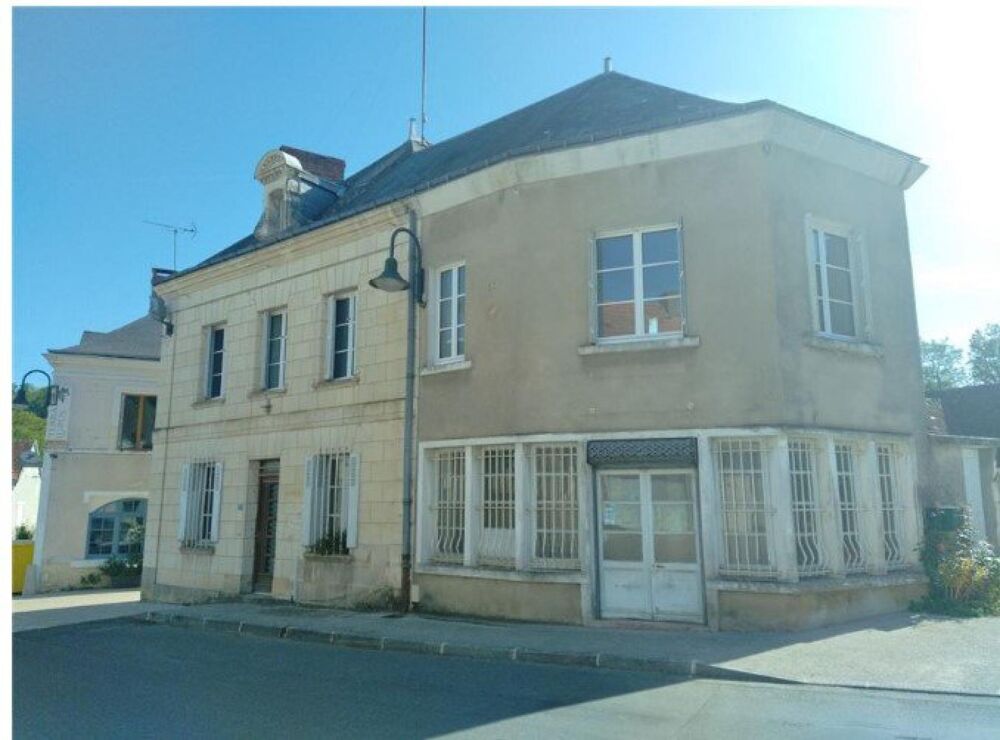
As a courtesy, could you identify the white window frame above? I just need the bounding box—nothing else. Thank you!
[301,451,359,554]
[805,215,868,341]
[326,292,358,381]
[261,309,287,391]
[204,324,226,400]
[592,223,685,344]
[177,461,223,547]
[429,262,466,365]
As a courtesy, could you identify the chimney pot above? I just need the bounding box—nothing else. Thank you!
[604,56,613,74]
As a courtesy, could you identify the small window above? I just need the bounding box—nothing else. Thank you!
[328,294,357,380]
[303,452,359,554]
[119,394,157,450]
[263,311,287,390]
[86,499,147,558]
[595,227,683,341]
[206,326,226,399]
[434,264,466,363]
[809,224,857,338]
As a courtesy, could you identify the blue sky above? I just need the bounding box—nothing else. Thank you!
[12,6,997,381]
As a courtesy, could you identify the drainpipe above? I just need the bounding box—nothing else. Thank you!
[400,209,421,608]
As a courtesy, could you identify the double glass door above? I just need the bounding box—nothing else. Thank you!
[598,470,704,622]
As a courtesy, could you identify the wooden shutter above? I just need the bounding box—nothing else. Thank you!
[346,453,361,549]
[209,462,223,542]
[177,463,192,542]
[301,455,317,547]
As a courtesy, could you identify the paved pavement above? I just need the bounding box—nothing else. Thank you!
[12,589,147,632]
[13,620,1000,739]
[141,600,1000,696]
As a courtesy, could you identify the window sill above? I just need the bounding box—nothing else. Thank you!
[192,398,225,409]
[804,334,883,358]
[708,570,924,594]
[248,387,287,399]
[421,359,472,376]
[415,563,585,584]
[313,375,361,390]
[303,552,354,563]
[579,336,700,355]
[179,544,215,555]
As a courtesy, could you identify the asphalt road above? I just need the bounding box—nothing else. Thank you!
[13,620,1000,739]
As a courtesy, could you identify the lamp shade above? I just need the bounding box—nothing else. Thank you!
[369,256,410,292]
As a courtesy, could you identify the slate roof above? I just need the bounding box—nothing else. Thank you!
[48,313,162,361]
[279,145,346,182]
[927,384,1000,440]
[172,70,916,281]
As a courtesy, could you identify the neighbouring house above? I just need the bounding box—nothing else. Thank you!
[144,67,934,629]
[12,441,42,535]
[926,384,1000,546]
[24,273,166,593]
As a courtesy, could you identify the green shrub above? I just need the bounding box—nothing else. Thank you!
[79,572,103,588]
[912,507,1000,617]
[13,524,34,541]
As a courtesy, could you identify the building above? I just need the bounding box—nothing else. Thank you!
[12,441,42,535]
[144,69,932,629]
[926,384,1000,545]
[25,281,164,593]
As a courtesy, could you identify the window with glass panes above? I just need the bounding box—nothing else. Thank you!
[206,326,225,398]
[596,227,683,340]
[119,394,156,450]
[811,227,856,337]
[436,265,465,362]
[86,499,147,558]
[329,294,357,380]
[263,311,286,390]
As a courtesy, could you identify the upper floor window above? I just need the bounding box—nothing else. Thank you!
[434,264,466,363]
[263,310,287,390]
[328,293,357,381]
[205,325,226,399]
[119,394,156,451]
[809,223,857,338]
[595,226,683,341]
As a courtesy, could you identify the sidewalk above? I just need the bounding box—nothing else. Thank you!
[139,600,1000,697]
[13,589,148,632]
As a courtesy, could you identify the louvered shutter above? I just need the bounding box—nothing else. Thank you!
[209,462,223,542]
[177,463,192,542]
[346,453,361,549]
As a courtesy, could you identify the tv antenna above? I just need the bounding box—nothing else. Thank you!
[420,7,427,142]
[143,220,197,270]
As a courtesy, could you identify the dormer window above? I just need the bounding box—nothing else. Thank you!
[253,146,345,239]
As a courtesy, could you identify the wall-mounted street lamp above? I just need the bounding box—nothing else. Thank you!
[12,369,64,410]
[368,224,425,608]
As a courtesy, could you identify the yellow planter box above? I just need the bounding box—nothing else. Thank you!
[12,541,34,594]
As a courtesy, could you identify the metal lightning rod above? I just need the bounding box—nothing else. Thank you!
[143,220,197,271]
[420,7,427,143]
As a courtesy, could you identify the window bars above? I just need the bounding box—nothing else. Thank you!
[477,447,516,566]
[714,439,774,577]
[877,444,905,568]
[178,461,222,547]
[431,448,466,562]
[788,440,827,576]
[532,445,580,568]
[834,444,866,573]
[304,452,353,555]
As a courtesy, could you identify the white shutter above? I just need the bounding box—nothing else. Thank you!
[324,297,335,380]
[677,222,688,335]
[587,234,598,342]
[177,463,192,542]
[209,461,223,542]
[346,453,361,549]
[302,455,317,547]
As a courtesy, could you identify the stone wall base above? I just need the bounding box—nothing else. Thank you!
[414,573,583,624]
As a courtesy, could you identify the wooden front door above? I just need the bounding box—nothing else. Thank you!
[253,460,280,593]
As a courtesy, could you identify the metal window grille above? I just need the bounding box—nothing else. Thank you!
[307,452,351,554]
[788,440,827,576]
[477,447,516,567]
[531,445,580,568]
[714,439,775,578]
[834,444,866,573]
[182,461,218,547]
[877,444,905,568]
[431,448,465,562]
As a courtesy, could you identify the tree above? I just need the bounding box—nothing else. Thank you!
[921,339,968,391]
[12,408,45,454]
[968,323,1000,385]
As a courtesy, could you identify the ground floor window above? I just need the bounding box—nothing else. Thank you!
[424,443,582,571]
[714,439,774,577]
[303,451,359,555]
[87,499,147,558]
[178,461,223,547]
